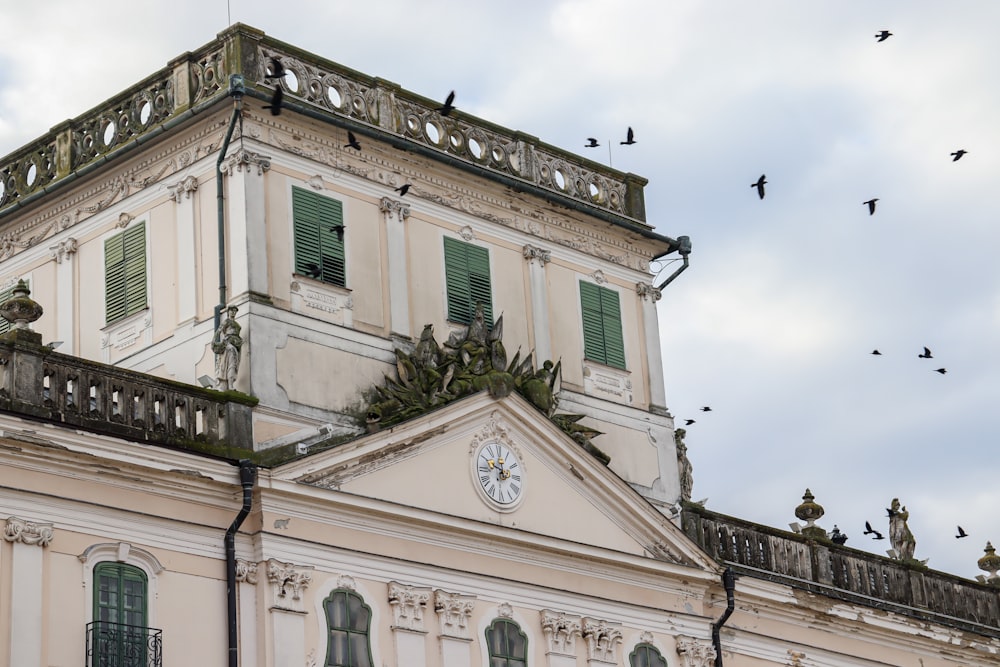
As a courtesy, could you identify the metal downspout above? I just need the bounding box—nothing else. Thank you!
[711,567,736,667]
[215,75,245,332]
[226,459,256,667]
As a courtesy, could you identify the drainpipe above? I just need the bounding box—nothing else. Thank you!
[215,75,245,332]
[655,235,692,291]
[226,459,256,667]
[711,567,736,667]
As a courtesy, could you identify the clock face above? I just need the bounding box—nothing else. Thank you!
[474,441,523,508]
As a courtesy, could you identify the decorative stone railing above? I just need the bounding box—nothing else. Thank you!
[682,503,1000,636]
[0,330,254,453]
[0,24,650,227]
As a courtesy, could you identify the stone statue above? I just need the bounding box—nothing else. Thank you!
[212,305,243,391]
[675,429,693,502]
[888,497,916,561]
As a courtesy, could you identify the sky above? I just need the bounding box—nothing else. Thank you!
[0,1,996,580]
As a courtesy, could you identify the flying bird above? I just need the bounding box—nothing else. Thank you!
[330,225,345,242]
[872,530,885,540]
[950,150,967,161]
[344,131,361,151]
[264,57,286,80]
[620,127,636,145]
[263,87,283,116]
[684,419,696,426]
[394,183,412,196]
[875,30,892,42]
[956,526,968,539]
[934,368,947,375]
[918,346,933,359]
[585,138,600,148]
[700,406,712,412]
[436,90,456,116]
[303,262,321,279]
[864,198,879,215]
[871,349,882,355]
[863,521,885,540]
[752,174,766,199]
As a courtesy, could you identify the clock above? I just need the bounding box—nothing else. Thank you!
[473,441,524,510]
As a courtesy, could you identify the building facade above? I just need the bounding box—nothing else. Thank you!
[0,24,996,667]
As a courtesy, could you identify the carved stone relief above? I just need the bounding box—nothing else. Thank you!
[434,590,476,639]
[675,636,716,667]
[582,617,622,664]
[388,581,432,632]
[236,558,259,584]
[266,558,313,612]
[3,516,53,547]
[541,610,582,656]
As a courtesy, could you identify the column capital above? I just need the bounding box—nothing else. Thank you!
[49,237,78,264]
[582,617,623,664]
[388,581,432,632]
[3,516,53,547]
[380,197,411,219]
[167,174,200,203]
[266,558,313,612]
[541,609,582,656]
[434,589,476,639]
[636,281,662,302]
[222,149,271,176]
[523,244,552,266]
[236,558,259,584]
[675,636,717,667]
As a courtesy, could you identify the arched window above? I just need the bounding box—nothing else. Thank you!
[91,562,154,665]
[629,642,667,667]
[485,618,528,667]
[324,589,373,667]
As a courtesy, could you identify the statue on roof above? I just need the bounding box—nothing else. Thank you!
[212,305,243,391]
[887,497,916,562]
[675,428,693,502]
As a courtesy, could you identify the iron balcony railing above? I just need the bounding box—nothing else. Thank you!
[86,621,162,667]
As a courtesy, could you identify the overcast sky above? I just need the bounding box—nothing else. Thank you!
[1,1,996,580]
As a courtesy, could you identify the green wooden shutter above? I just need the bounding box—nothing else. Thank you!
[444,236,492,325]
[293,186,345,287]
[104,223,147,324]
[580,281,626,369]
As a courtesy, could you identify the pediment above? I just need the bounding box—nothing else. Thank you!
[275,391,718,571]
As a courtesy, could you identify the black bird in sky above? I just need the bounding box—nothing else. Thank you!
[951,149,967,161]
[934,368,947,375]
[344,131,361,151]
[863,521,886,540]
[303,262,321,279]
[330,225,345,242]
[436,90,456,116]
[264,57,286,79]
[700,406,712,412]
[864,198,879,215]
[871,349,882,355]
[263,87,283,116]
[620,127,636,145]
[395,183,412,196]
[684,419,696,426]
[585,138,600,148]
[918,346,933,359]
[752,174,766,199]
[872,530,885,540]
[956,526,968,538]
[875,30,892,42]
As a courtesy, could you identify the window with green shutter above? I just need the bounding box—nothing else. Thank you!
[443,236,492,325]
[580,280,626,369]
[105,223,147,325]
[293,186,346,287]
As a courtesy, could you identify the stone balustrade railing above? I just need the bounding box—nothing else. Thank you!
[0,330,254,454]
[682,503,1000,636]
[0,24,650,228]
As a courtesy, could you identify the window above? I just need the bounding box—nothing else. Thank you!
[324,589,373,667]
[293,186,346,287]
[629,643,668,667]
[0,279,28,336]
[579,281,626,369]
[444,236,492,325]
[105,222,147,324]
[90,562,161,667]
[485,618,527,667]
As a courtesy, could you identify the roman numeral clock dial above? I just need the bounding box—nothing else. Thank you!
[473,441,524,510]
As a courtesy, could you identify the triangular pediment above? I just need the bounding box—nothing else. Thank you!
[275,391,718,570]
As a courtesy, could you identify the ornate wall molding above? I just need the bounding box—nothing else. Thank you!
[3,516,53,547]
[236,558,259,584]
[49,237,78,264]
[523,244,552,266]
[222,149,272,176]
[434,589,476,639]
[388,581,432,632]
[675,636,716,667]
[266,558,313,612]
[582,617,623,664]
[540,610,582,656]
[167,174,200,203]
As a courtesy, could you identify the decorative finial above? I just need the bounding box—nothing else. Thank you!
[794,489,826,539]
[978,542,1000,584]
[0,280,44,344]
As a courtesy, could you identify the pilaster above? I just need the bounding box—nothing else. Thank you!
[541,609,582,667]
[168,175,200,324]
[266,558,312,667]
[224,150,271,300]
[636,281,665,411]
[4,516,53,667]
[389,581,431,667]
[582,616,623,667]
[675,636,717,667]
[434,589,476,667]
[380,197,412,339]
[236,558,259,667]
[49,237,78,352]
[523,244,552,363]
